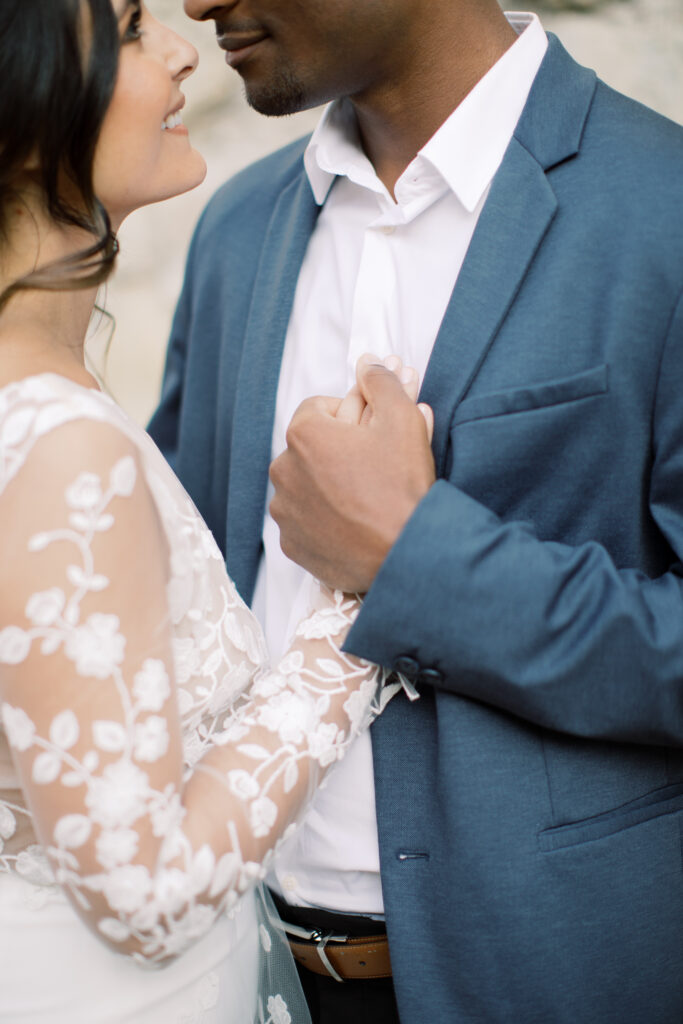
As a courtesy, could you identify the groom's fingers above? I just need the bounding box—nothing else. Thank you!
[357,360,428,435]
[335,384,366,424]
[270,362,436,592]
[289,394,342,424]
[418,402,435,443]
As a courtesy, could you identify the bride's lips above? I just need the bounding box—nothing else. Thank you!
[217,32,269,68]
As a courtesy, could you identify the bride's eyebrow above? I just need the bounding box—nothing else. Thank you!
[114,0,135,19]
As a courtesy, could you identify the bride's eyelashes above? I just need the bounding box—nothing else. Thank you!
[123,0,143,43]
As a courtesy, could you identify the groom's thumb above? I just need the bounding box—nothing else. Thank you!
[356,359,414,425]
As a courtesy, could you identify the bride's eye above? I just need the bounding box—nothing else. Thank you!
[123,0,143,42]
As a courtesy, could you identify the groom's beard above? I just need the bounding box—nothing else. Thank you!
[242,65,308,117]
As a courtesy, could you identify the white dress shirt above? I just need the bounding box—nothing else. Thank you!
[254,12,548,915]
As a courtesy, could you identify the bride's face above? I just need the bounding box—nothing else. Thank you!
[93,0,207,224]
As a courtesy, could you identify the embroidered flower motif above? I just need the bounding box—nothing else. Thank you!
[227,769,260,801]
[102,864,153,914]
[252,672,288,699]
[131,661,171,715]
[64,613,125,679]
[65,472,102,510]
[85,760,150,830]
[0,379,391,975]
[295,606,349,641]
[267,994,292,1024]
[249,796,278,838]
[153,867,193,916]
[171,638,201,687]
[25,588,65,627]
[134,716,169,762]
[257,691,319,746]
[96,828,140,871]
[307,721,341,766]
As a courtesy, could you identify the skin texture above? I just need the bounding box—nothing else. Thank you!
[183,0,516,191]
[0,1,206,387]
[95,1,207,226]
[184,0,516,592]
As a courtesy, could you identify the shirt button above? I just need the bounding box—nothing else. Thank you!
[380,225,396,235]
[282,874,298,893]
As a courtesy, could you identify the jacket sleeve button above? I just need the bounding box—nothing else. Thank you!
[417,668,444,686]
[393,655,419,679]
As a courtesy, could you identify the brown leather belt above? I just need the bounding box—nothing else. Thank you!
[284,924,392,982]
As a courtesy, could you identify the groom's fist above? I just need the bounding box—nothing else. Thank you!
[269,363,436,592]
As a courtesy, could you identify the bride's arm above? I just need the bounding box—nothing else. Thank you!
[0,417,387,966]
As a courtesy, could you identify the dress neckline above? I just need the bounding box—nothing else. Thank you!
[0,371,104,398]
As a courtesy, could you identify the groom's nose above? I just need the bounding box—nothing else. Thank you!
[184,0,236,21]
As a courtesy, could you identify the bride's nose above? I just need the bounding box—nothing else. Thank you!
[165,26,199,82]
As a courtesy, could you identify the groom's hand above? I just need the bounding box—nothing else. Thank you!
[269,363,436,592]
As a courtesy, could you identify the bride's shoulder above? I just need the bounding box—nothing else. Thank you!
[0,372,143,498]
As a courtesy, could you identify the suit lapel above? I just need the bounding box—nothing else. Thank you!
[422,35,597,476]
[226,171,320,602]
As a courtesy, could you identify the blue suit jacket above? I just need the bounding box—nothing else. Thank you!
[149,36,683,1023]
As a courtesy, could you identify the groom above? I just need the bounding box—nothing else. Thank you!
[150,0,683,1021]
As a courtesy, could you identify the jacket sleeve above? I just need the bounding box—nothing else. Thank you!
[345,286,683,748]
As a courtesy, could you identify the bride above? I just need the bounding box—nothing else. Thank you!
[0,2,429,1021]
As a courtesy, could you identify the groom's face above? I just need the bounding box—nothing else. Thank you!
[183,0,417,115]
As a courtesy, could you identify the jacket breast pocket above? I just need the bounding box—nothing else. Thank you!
[453,364,609,427]
[537,782,683,852]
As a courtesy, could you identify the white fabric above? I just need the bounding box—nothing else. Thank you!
[0,373,396,1022]
[256,11,548,915]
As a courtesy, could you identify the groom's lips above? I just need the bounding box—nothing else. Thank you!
[217,30,270,68]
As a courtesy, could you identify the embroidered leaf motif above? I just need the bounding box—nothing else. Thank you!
[283,760,299,794]
[237,744,271,761]
[93,720,127,753]
[27,532,50,552]
[109,456,136,497]
[54,814,92,849]
[0,803,17,840]
[32,752,61,784]
[50,710,79,750]
[315,658,345,678]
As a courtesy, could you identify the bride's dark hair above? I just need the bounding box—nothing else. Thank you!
[0,0,121,312]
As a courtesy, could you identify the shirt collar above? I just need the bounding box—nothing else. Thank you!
[304,12,548,211]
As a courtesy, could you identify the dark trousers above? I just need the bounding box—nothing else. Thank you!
[271,892,401,1024]
[294,961,401,1024]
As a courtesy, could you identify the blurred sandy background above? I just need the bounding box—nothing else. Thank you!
[102,0,683,424]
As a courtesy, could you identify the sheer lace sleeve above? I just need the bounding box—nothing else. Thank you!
[0,410,392,967]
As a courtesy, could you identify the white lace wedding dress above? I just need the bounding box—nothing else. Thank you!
[0,374,394,1024]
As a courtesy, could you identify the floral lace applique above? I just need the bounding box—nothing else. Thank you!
[0,376,396,973]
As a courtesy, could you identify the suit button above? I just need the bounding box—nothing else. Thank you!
[418,668,443,686]
[394,655,419,679]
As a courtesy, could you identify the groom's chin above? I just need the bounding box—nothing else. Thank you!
[241,72,310,118]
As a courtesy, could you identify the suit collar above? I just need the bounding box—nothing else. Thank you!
[514,32,597,170]
[421,34,598,476]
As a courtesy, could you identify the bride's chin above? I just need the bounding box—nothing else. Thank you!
[107,154,209,228]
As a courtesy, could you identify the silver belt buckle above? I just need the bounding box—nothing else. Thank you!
[283,922,348,983]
